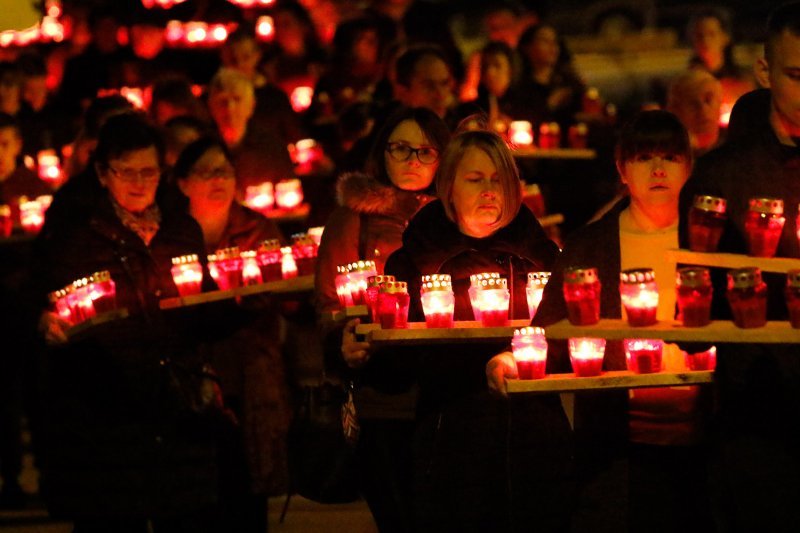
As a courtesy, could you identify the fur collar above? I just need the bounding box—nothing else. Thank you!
[336,172,433,217]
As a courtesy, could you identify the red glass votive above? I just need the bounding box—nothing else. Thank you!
[87,270,117,313]
[526,271,550,320]
[539,122,560,149]
[583,87,602,114]
[281,246,298,279]
[676,267,713,327]
[335,265,354,308]
[473,277,510,327]
[509,121,533,147]
[63,285,82,324]
[307,226,324,246]
[420,274,455,328]
[291,138,322,167]
[377,281,410,329]
[563,267,601,326]
[290,86,314,113]
[786,269,800,328]
[48,288,73,324]
[688,195,727,253]
[171,254,203,296]
[512,326,548,379]
[241,250,263,286]
[624,339,663,374]
[72,278,96,322]
[745,198,784,258]
[19,197,45,234]
[37,150,61,184]
[727,267,767,328]
[568,123,588,149]
[568,337,605,377]
[292,233,318,276]
[209,247,243,290]
[275,179,304,210]
[686,346,717,371]
[244,182,274,214]
[256,240,283,282]
[469,272,501,322]
[0,204,12,238]
[366,275,394,323]
[347,260,377,305]
[620,268,658,327]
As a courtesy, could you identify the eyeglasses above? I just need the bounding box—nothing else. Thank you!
[190,166,236,181]
[107,165,161,183]
[386,142,440,164]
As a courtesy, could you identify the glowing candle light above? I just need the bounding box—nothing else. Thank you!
[512,326,548,379]
[509,121,533,147]
[335,265,354,308]
[171,254,203,296]
[469,272,501,322]
[290,86,314,113]
[0,204,11,238]
[366,275,394,322]
[281,246,298,279]
[689,195,727,253]
[19,197,45,234]
[539,122,560,149]
[87,270,117,313]
[474,276,510,327]
[420,274,455,328]
[166,20,184,43]
[307,226,324,246]
[210,24,228,42]
[568,122,588,149]
[727,267,767,329]
[526,272,550,320]
[347,260,377,305]
[563,267,601,326]
[291,233,318,276]
[377,281,410,329]
[255,16,274,42]
[290,138,322,168]
[568,337,605,377]
[48,288,73,324]
[72,277,97,322]
[37,150,61,184]
[239,250,263,286]
[620,268,658,327]
[275,179,303,210]
[256,239,283,282]
[244,182,274,214]
[582,87,602,114]
[685,346,716,371]
[676,267,712,327]
[745,197,784,258]
[120,87,145,109]
[210,247,242,290]
[624,338,663,374]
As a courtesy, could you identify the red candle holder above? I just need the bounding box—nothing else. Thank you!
[0,204,11,238]
[568,123,588,149]
[19,197,46,234]
[346,260,377,306]
[685,346,716,371]
[275,179,304,210]
[420,274,455,328]
[526,271,550,320]
[539,122,560,149]
[256,240,283,282]
[290,138,323,170]
[281,246,298,279]
[241,250,263,286]
[469,272,501,322]
[335,265,354,308]
[509,121,533,147]
[171,254,203,296]
[624,338,663,374]
[255,15,275,42]
[563,267,601,326]
[688,195,727,253]
[87,270,117,313]
[568,337,605,377]
[676,267,712,327]
[620,268,659,327]
[727,267,767,328]
[745,198,784,258]
[48,288,74,324]
[377,281,410,329]
[366,275,395,323]
[37,149,62,185]
[244,182,274,214]
[512,326,548,379]
[473,277,510,327]
[786,269,800,328]
[72,278,97,322]
[292,233,318,276]
[582,87,602,115]
[290,86,314,113]
[209,246,242,290]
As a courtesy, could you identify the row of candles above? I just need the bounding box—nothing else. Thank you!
[0,195,52,237]
[244,178,305,214]
[170,233,319,296]
[48,271,118,325]
[508,121,588,150]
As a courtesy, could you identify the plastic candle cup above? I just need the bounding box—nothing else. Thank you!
[676,267,713,327]
[37,149,61,184]
[0,204,11,237]
[539,122,561,149]
[212,247,243,290]
[256,240,283,282]
[291,138,322,168]
[568,337,606,377]
[281,246,298,279]
[563,267,601,326]
[420,274,455,328]
[624,338,664,374]
[63,285,82,324]
[377,281,410,329]
[244,182,274,214]
[275,179,304,210]
[48,288,73,324]
[72,278,97,322]
[568,123,588,149]
[366,275,395,323]
[727,267,767,328]
[335,265,354,308]
[512,326,548,379]
[19,197,45,233]
[474,277,510,327]
[241,250,263,286]
[620,268,659,327]
[688,195,727,253]
[685,346,716,371]
[171,254,203,296]
[255,15,274,42]
[469,272,501,322]
[787,269,800,328]
[87,270,117,313]
[583,87,602,114]
[346,260,377,305]
[291,233,318,276]
[526,272,551,320]
[745,198,785,258]
[290,86,314,113]
[509,121,534,147]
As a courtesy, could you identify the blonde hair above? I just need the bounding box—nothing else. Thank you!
[436,130,522,230]
[208,68,255,104]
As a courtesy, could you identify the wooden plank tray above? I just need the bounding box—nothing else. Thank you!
[545,318,800,344]
[323,305,369,324]
[513,148,596,160]
[355,319,531,346]
[66,308,129,340]
[160,274,314,309]
[666,249,800,274]
[506,370,713,394]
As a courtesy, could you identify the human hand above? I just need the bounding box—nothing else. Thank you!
[486,351,518,398]
[38,310,71,346]
[341,318,372,369]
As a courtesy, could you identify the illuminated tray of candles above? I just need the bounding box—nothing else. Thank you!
[355,320,531,346]
[545,318,800,344]
[505,369,713,394]
[512,148,597,160]
[536,213,564,228]
[160,274,315,309]
[264,203,311,223]
[666,249,800,274]
[65,308,130,340]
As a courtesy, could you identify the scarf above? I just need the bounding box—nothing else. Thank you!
[111,197,161,246]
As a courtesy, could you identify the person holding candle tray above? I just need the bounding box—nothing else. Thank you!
[381,129,568,532]
[315,106,449,532]
[33,113,248,532]
[487,110,715,532]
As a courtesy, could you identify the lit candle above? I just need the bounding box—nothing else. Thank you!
[257,239,283,282]
[119,87,145,110]
[335,265,354,308]
[72,277,97,322]
[48,288,74,324]
[244,182,275,214]
[727,267,767,328]
[512,326,548,379]
[474,276,510,327]
[185,22,207,44]
[420,274,455,328]
[568,337,605,377]
[281,246,298,279]
[275,179,303,210]
[685,346,716,371]
[291,138,321,167]
[0,204,11,238]
[210,247,242,290]
[255,16,275,42]
[688,195,727,253]
[166,20,184,44]
[171,254,203,296]
[526,271,550,320]
[469,272,501,322]
[377,281,410,329]
[37,149,61,184]
[568,122,588,149]
[582,87,602,114]
[347,260,377,305]
[508,121,533,147]
[241,250,263,286]
[290,86,314,113]
[539,122,560,149]
[292,233,318,276]
[624,338,663,374]
[366,275,395,322]
[619,268,658,327]
[87,270,117,313]
[744,197,784,258]
[19,197,45,233]
[307,226,324,246]
[563,267,601,326]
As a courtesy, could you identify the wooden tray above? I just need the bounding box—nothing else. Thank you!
[513,148,597,160]
[356,319,531,346]
[666,249,800,274]
[160,274,314,309]
[323,305,370,324]
[506,370,713,394]
[66,308,129,339]
[545,318,800,344]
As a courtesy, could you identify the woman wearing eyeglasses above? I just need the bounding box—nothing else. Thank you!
[314,106,450,532]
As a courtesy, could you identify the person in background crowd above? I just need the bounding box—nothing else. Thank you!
[678,3,800,529]
[316,107,449,533]
[0,113,52,205]
[162,116,213,170]
[667,69,723,155]
[0,62,23,118]
[393,45,455,121]
[149,76,209,128]
[17,53,72,158]
[456,41,519,131]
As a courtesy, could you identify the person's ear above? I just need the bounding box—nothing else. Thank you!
[95,162,107,187]
[754,57,771,89]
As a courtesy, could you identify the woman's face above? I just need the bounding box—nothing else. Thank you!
[620,151,691,209]
[451,146,504,238]
[526,26,559,69]
[178,146,236,213]
[99,146,160,214]
[384,119,439,192]
[482,52,512,97]
[691,17,729,60]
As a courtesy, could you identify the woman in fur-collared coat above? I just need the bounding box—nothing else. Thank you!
[314,107,450,533]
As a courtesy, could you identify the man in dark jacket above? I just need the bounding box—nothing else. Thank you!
[678,3,800,529]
